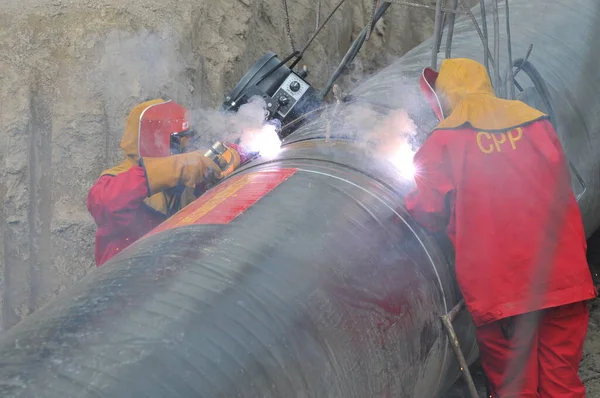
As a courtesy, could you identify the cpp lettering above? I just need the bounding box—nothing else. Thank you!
[476,128,523,154]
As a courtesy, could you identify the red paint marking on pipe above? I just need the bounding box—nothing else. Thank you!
[146,168,298,236]
[195,168,297,224]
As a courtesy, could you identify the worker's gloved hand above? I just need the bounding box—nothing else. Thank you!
[140,151,223,196]
[209,143,240,180]
[225,142,253,165]
[213,142,259,179]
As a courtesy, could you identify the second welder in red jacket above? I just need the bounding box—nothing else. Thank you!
[405,58,596,397]
[87,99,246,267]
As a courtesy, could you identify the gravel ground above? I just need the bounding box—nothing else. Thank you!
[445,230,600,397]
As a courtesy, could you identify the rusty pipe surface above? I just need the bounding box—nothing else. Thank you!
[0,0,598,397]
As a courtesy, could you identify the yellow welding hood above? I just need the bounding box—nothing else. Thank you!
[422,58,546,132]
[101,99,197,215]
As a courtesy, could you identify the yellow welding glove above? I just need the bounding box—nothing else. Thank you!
[141,151,223,196]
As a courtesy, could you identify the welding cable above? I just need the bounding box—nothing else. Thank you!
[505,0,515,99]
[511,58,588,196]
[318,1,392,101]
[260,0,346,85]
[315,1,321,32]
[289,0,348,70]
[479,0,490,75]
[492,0,502,96]
[253,51,301,87]
[366,0,379,41]
[512,58,556,128]
[512,44,533,80]
[458,0,496,71]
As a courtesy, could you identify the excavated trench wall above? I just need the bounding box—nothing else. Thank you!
[0,0,471,331]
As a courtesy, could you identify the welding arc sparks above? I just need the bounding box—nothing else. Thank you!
[242,123,282,158]
[389,144,417,180]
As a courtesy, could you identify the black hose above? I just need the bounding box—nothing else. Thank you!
[513,58,556,128]
[317,2,392,101]
[512,44,533,80]
[512,57,590,198]
[513,58,588,197]
[254,51,301,86]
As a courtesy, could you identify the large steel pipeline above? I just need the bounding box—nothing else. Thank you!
[0,0,599,397]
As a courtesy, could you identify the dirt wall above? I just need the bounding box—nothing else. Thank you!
[0,0,445,331]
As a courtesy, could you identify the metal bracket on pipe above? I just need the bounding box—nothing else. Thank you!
[440,299,479,398]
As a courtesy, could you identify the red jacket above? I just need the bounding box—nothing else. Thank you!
[87,166,166,267]
[406,58,596,326]
[405,118,596,326]
[87,97,252,268]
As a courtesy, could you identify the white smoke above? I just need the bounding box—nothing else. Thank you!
[363,107,418,180]
[94,29,427,174]
[188,95,282,156]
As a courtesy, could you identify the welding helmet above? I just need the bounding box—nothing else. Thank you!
[419,67,445,122]
[138,100,195,158]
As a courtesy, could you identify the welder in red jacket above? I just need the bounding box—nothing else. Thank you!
[405,58,596,397]
[87,99,246,267]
